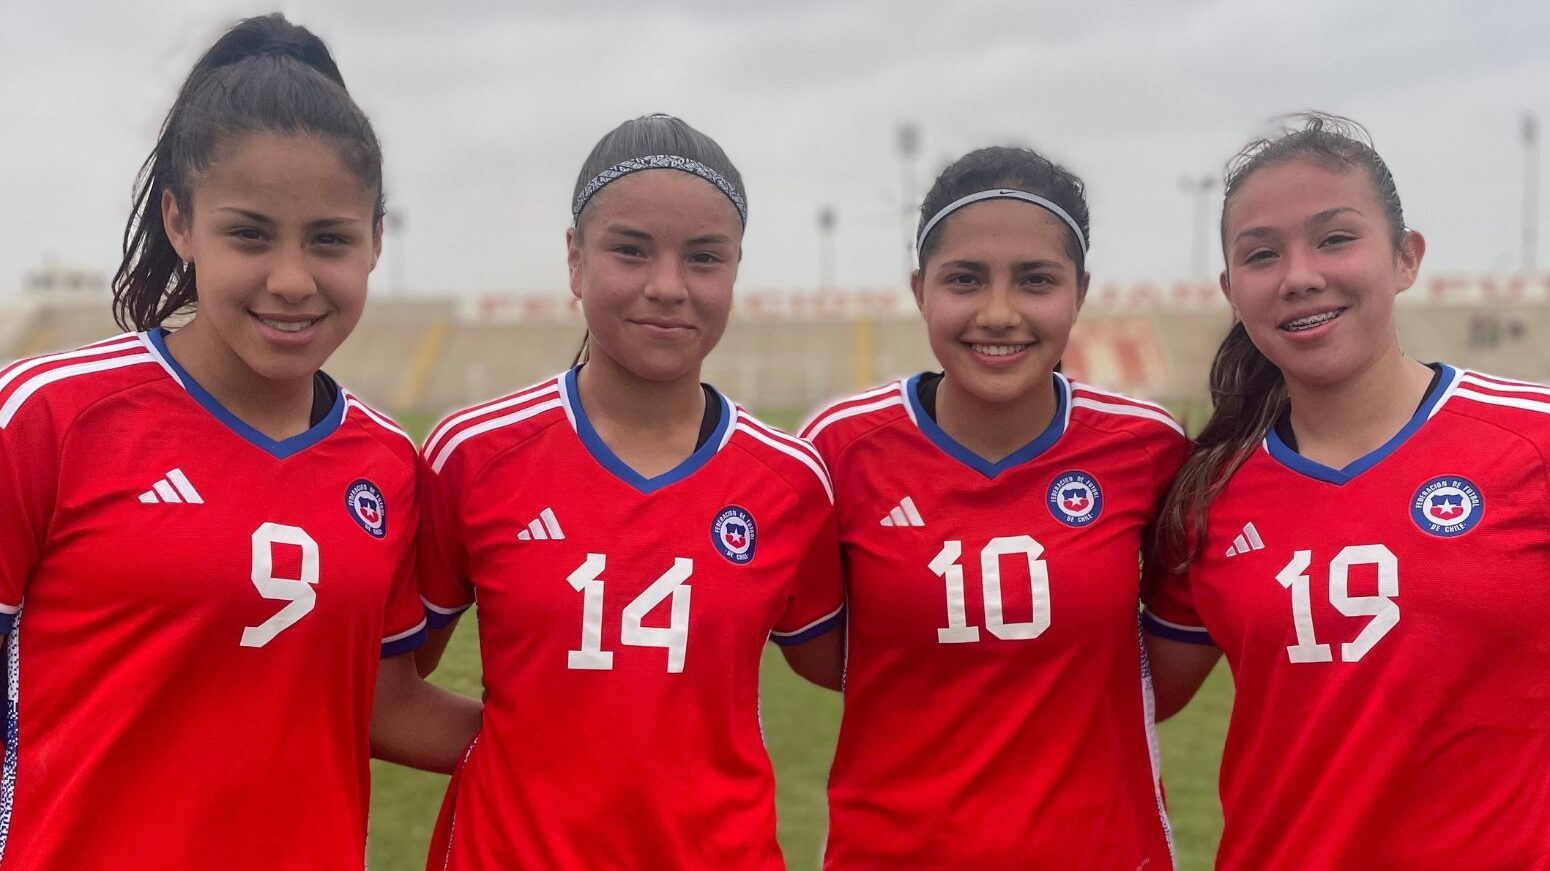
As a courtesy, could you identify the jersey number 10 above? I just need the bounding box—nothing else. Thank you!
[933,535,1051,644]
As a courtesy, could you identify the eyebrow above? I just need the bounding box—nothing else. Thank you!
[688,233,733,246]
[936,259,1065,272]
[214,208,364,229]
[938,259,987,272]
[1014,259,1065,271]
[1232,206,1365,246]
[1309,206,1361,225]
[602,224,652,241]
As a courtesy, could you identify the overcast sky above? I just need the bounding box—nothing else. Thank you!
[2,0,1546,299]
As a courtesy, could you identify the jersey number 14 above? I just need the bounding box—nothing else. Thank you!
[566,553,693,673]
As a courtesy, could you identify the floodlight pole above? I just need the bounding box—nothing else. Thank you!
[818,206,837,291]
[1179,175,1217,282]
[385,212,406,295]
[1524,113,1539,276]
[898,123,921,281]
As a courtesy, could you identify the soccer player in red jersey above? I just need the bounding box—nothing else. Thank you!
[0,16,478,870]
[799,147,1184,869]
[416,114,844,870]
[1144,114,1550,870]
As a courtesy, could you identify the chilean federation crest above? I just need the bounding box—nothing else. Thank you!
[712,505,757,564]
[1047,471,1103,527]
[347,479,387,539]
[1410,475,1483,537]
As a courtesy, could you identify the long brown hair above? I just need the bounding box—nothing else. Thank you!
[1154,113,1409,569]
[112,14,384,333]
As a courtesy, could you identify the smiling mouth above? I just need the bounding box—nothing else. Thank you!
[1280,308,1346,332]
[253,314,322,333]
[968,342,1031,357]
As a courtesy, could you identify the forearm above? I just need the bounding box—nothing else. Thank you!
[371,657,482,773]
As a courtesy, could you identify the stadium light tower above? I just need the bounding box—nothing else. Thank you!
[818,205,837,291]
[385,211,407,295]
[1524,112,1539,276]
[1179,174,1217,282]
[898,122,921,281]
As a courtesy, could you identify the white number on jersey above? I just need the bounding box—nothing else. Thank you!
[1275,544,1399,664]
[566,554,693,673]
[932,535,1051,644]
[241,523,320,648]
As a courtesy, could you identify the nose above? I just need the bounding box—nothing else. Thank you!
[1278,244,1326,299]
[973,279,1019,330]
[642,258,689,305]
[266,246,319,304]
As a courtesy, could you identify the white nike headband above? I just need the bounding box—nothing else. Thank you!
[916,189,1087,267]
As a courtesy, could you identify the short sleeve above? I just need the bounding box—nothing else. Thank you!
[417,451,474,628]
[1140,564,1213,645]
[380,460,429,658]
[0,405,61,634]
[769,503,844,646]
[1140,434,1213,646]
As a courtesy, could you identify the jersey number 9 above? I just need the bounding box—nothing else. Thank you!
[241,523,321,648]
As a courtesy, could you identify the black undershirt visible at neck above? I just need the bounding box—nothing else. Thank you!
[696,383,720,449]
[569,365,720,449]
[1273,363,1443,451]
[916,372,945,421]
[309,370,340,427]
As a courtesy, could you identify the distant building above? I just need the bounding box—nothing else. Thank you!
[24,261,107,296]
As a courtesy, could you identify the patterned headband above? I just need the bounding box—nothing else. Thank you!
[572,154,748,226]
[916,189,1088,267]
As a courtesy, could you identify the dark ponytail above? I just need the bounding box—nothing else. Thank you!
[1156,112,1406,568]
[112,13,384,332]
[1155,323,1287,568]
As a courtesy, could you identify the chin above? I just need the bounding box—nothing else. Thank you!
[241,351,326,386]
[620,355,701,384]
[950,371,1043,407]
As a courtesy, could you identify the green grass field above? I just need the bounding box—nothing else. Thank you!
[371,410,1233,870]
[368,629,1232,870]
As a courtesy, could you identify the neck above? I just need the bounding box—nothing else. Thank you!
[1285,332,1435,468]
[576,349,706,477]
[936,371,1058,463]
[163,319,316,441]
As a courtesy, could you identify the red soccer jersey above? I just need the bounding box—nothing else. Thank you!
[0,331,427,871]
[418,368,844,870]
[804,373,1186,870]
[1143,365,1550,870]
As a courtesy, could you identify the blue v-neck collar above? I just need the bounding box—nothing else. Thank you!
[560,366,733,495]
[904,372,1071,479]
[1264,364,1458,486]
[142,330,345,460]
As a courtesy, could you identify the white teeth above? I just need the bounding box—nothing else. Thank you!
[970,344,1029,357]
[1282,309,1344,332]
[259,318,315,333]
